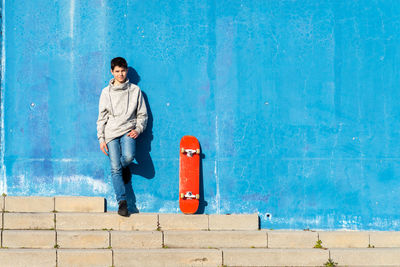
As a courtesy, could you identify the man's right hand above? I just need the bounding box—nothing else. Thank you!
[100,142,109,156]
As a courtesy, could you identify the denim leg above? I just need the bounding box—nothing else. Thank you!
[107,137,126,203]
[120,134,136,168]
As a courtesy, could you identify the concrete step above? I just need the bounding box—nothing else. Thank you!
[111,231,163,249]
[0,249,56,267]
[209,214,259,230]
[113,248,222,267]
[318,231,370,248]
[57,230,109,249]
[1,212,259,231]
[110,248,400,266]
[2,196,400,266]
[370,231,400,247]
[57,249,113,267]
[267,230,318,248]
[159,214,209,230]
[223,248,330,267]
[158,213,259,231]
[54,196,105,212]
[1,229,269,250]
[266,230,378,249]
[2,230,55,249]
[2,196,105,213]
[3,213,55,230]
[330,248,400,266]
[55,212,158,231]
[1,248,400,267]
[164,230,267,248]
[1,196,259,231]
[3,228,400,250]
[4,196,54,213]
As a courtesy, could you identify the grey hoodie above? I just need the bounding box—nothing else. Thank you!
[97,79,148,144]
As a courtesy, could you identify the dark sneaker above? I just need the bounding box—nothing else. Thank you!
[118,200,129,217]
[122,166,132,184]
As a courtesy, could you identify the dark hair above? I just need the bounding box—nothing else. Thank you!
[111,57,128,70]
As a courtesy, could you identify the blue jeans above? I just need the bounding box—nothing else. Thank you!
[108,134,136,203]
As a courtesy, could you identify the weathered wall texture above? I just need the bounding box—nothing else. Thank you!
[1,0,400,229]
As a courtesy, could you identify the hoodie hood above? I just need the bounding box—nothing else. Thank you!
[109,78,130,91]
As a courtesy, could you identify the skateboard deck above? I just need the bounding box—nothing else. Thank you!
[179,135,200,214]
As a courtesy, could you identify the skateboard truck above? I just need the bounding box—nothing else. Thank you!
[180,191,200,200]
[181,148,200,157]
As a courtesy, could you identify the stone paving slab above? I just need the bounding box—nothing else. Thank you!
[4,196,54,213]
[2,230,55,248]
[267,230,319,248]
[56,212,158,231]
[0,195,4,211]
[330,248,400,266]
[369,231,400,247]
[3,213,55,230]
[111,231,162,249]
[223,248,329,267]
[113,248,222,267]
[55,196,105,212]
[0,249,56,267]
[318,231,370,248]
[57,249,112,267]
[164,230,267,248]
[159,214,209,230]
[208,214,259,230]
[57,230,109,249]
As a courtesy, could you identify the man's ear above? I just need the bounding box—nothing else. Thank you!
[110,69,114,75]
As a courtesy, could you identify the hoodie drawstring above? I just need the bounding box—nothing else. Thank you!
[126,90,129,115]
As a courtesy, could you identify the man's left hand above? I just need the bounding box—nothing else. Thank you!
[127,130,139,139]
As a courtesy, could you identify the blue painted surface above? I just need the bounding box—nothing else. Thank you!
[1,0,400,229]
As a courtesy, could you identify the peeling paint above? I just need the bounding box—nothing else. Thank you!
[158,200,180,213]
[54,175,109,194]
[69,0,75,39]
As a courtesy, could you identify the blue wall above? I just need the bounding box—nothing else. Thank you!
[1,0,400,230]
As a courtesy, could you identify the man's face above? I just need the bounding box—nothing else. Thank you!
[111,66,128,84]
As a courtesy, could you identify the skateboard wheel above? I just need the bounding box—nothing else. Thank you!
[181,148,185,153]
[196,194,200,200]
[180,193,184,199]
[196,149,200,154]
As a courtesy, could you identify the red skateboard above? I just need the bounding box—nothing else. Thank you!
[179,135,201,214]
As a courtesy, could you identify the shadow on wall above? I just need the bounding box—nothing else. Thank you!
[127,67,155,179]
[123,67,155,213]
[196,146,207,214]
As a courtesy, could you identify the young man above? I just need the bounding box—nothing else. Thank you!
[97,57,148,216]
